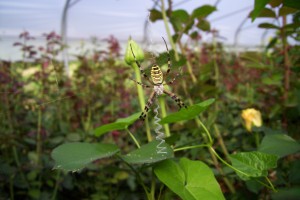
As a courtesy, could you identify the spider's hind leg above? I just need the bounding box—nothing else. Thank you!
[139,91,157,121]
[163,90,187,109]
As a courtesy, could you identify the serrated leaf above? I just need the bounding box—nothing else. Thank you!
[94,112,140,136]
[279,6,298,16]
[160,99,215,124]
[121,140,173,164]
[251,0,271,21]
[258,23,280,29]
[258,134,300,157]
[51,143,119,172]
[154,158,225,200]
[229,151,278,180]
[192,5,216,19]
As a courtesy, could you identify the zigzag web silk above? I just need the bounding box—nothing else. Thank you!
[153,86,167,154]
[145,13,167,154]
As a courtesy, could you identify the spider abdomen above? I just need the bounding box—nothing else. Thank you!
[151,64,163,85]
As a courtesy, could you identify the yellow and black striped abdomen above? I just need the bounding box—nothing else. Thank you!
[151,64,163,85]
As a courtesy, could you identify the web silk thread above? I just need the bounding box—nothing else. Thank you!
[153,99,167,154]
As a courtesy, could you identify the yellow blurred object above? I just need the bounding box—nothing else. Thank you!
[241,108,262,132]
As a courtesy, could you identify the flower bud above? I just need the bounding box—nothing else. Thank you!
[124,38,144,65]
[241,108,262,132]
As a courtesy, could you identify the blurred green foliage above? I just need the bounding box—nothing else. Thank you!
[0,0,300,199]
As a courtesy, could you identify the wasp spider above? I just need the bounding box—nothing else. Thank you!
[130,37,187,121]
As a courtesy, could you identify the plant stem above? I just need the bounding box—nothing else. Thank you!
[158,96,170,137]
[133,63,152,142]
[150,172,156,200]
[126,128,141,148]
[281,15,291,129]
[51,171,61,200]
[36,107,42,166]
[214,124,230,160]
[210,147,248,177]
[161,0,197,83]
[160,0,179,61]
[118,155,151,199]
[254,131,260,148]
[178,42,197,83]
[174,144,210,152]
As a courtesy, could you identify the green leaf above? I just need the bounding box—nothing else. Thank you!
[171,9,189,23]
[94,112,140,136]
[197,19,211,31]
[192,5,217,19]
[258,134,300,157]
[279,6,298,16]
[269,0,283,8]
[250,8,276,19]
[156,50,186,69]
[149,9,162,22]
[251,0,272,21]
[266,37,278,49]
[283,0,300,10]
[121,140,173,164]
[170,10,190,32]
[51,142,119,172]
[258,23,280,29]
[160,99,215,124]
[154,158,225,200]
[229,151,278,180]
[271,187,300,200]
[190,31,200,40]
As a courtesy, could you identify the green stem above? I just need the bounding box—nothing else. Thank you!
[254,131,260,148]
[196,118,213,145]
[160,0,179,61]
[150,172,156,200]
[133,63,152,142]
[126,128,141,149]
[265,177,277,192]
[9,174,14,200]
[214,124,230,161]
[51,171,61,200]
[210,147,248,176]
[36,107,42,166]
[174,144,210,152]
[158,96,170,137]
[178,42,197,83]
[117,155,151,199]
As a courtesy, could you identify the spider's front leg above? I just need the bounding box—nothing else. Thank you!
[163,90,187,109]
[129,78,151,88]
[140,91,157,121]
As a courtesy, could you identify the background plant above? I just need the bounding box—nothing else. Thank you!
[1,0,300,199]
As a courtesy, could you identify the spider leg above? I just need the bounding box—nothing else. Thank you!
[130,44,153,84]
[166,72,181,85]
[162,37,171,78]
[163,89,187,109]
[140,91,157,121]
[129,78,151,88]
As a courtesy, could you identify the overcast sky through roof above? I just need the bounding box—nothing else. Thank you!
[0,0,280,60]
